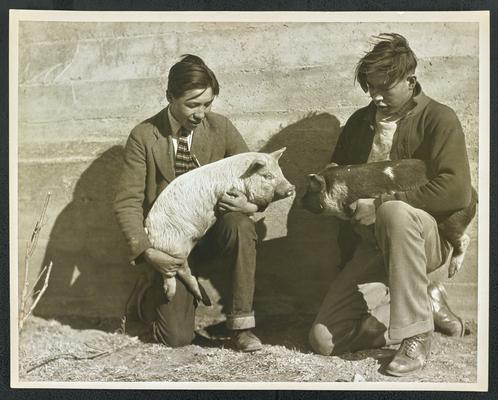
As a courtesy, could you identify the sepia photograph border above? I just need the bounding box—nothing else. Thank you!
[8,9,490,392]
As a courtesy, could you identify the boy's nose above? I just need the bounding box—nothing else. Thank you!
[372,93,383,102]
[194,110,205,120]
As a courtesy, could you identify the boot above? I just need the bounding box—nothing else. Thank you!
[428,281,465,337]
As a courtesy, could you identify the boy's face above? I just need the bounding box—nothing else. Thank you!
[365,73,416,117]
[167,87,215,131]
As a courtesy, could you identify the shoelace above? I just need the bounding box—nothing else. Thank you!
[400,336,424,359]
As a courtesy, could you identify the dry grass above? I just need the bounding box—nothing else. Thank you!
[18,316,477,383]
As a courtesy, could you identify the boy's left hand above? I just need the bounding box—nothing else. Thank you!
[217,188,258,215]
[351,198,377,225]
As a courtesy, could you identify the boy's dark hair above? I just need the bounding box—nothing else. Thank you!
[167,54,220,98]
[355,33,417,92]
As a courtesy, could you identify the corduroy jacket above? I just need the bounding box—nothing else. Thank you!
[332,83,473,268]
[113,107,249,263]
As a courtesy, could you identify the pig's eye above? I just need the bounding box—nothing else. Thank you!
[263,173,274,180]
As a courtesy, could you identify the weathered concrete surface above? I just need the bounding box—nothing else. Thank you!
[16,21,480,325]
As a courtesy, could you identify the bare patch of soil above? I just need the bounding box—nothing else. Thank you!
[18,316,477,383]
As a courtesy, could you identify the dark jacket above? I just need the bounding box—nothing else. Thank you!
[332,83,472,268]
[113,107,249,263]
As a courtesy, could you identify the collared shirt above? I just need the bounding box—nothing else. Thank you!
[167,107,193,154]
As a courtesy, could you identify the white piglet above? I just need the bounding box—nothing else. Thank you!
[145,148,295,305]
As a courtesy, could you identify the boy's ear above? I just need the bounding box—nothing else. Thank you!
[166,90,173,103]
[407,75,417,90]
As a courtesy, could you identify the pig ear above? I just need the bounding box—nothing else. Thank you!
[308,174,326,192]
[270,147,286,161]
[241,158,266,178]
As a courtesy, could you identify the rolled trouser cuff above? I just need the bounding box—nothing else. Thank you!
[226,313,255,330]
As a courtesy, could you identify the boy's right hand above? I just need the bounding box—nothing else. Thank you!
[143,248,184,277]
[351,198,377,226]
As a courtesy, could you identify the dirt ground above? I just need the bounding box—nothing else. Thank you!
[16,315,477,384]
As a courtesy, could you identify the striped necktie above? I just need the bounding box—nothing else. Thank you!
[174,127,197,177]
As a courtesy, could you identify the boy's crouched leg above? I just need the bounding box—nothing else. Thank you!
[141,273,196,348]
[308,228,393,356]
[309,311,389,356]
[208,212,261,351]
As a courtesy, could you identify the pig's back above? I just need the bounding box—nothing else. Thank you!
[332,159,430,200]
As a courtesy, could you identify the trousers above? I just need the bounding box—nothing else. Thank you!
[309,201,452,356]
[139,211,258,347]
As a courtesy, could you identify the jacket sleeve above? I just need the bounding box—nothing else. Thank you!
[331,107,370,165]
[331,117,352,165]
[224,117,250,156]
[395,105,472,215]
[113,129,152,263]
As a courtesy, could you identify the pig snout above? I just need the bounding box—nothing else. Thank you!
[274,181,295,200]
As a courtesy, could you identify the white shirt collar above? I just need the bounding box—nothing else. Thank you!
[167,107,192,138]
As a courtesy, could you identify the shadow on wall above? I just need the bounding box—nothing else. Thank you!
[252,113,344,346]
[34,145,136,330]
[33,113,344,339]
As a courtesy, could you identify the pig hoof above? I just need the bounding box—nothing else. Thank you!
[448,234,470,278]
[199,283,212,306]
[448,257,463,279]
[189,279,212,306]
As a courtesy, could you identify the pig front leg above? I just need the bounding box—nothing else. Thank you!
[448,233,470,279]
[162,261,212,306]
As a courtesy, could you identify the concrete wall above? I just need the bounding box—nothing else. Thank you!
[16,21,480,326]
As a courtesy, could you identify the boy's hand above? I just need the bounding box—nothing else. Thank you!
[217,188,258,215]
[351,198,377,225]
[143,248,184,277]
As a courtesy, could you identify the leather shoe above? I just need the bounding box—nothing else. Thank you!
[232,329,263,352]
[385,331,432,377]
[428,281,465,337]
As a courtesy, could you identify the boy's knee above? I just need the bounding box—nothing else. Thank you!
[217,212,257,245]
[166,331,194,348]
[153,321,194,348]
[221,212,255,232]
[309,323,335,356]
[376,200,416,231]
